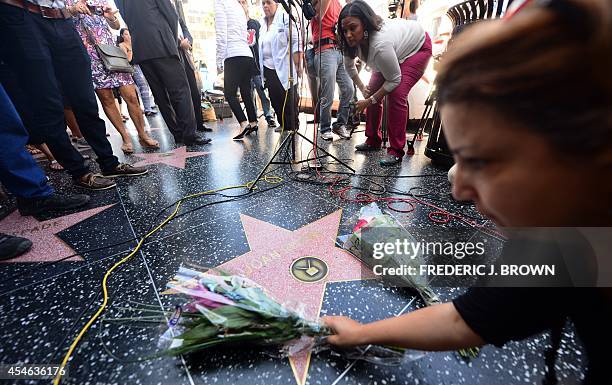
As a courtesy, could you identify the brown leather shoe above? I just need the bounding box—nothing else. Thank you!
[101,163,148,178]
[74,173,117,190]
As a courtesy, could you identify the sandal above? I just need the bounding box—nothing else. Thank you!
[139,136,160,149]
[121,142,134,154]
[49,160,64,171]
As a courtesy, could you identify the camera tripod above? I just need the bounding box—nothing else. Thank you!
[249,0,355,191]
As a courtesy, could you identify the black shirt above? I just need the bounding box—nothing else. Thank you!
[454,287,612,384]
[453,230,610,384]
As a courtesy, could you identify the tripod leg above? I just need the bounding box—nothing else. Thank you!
[294,131,356,173]
[407,102,432,154]
[349,120,358,137]
[249,133,295,191]
[348,84,359,138]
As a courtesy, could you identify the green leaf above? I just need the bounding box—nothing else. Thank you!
[212,306,261,329]
[178,324,220,341]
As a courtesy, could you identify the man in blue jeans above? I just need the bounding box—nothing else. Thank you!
[0,0,148,191]
[310,0,353,141]
[0,84,90,261]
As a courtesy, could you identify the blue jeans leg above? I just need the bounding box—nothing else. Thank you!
[133,65,154,112]
[251,74,272,119]
[314,49,337,133]
[334,54,354,127]
[314,49,353,132]
[0,84,53,199]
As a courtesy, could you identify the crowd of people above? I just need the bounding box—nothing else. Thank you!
[0,0,610,382]
[214,0,432,166]
[0,0,439,258]
[0,0,215,260]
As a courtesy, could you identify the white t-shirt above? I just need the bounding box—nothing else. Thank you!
[260,25,276,69]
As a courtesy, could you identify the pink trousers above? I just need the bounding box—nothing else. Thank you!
[365,34,432,157]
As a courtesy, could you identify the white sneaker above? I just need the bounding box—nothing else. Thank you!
[332,125,351,139]
[321,131,333,141]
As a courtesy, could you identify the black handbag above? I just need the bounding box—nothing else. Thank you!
[82,21,134,74]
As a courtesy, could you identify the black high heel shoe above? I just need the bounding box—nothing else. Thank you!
[246,124,258,136]
[233,124,258,140]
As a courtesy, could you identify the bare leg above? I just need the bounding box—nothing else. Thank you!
[95,88,134,153]
[35,143,64,170]
[64,107,84,138]
[119,84,159,148]
[35,143,54,161]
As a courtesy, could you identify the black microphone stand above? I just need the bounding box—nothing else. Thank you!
[250,0,355,191]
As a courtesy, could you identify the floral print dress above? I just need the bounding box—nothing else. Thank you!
[67,0,134,90]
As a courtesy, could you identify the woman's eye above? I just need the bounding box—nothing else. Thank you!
[463,158,489,170]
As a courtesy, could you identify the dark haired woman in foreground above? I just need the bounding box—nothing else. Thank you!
[338,0,431,166]
[325,0,612,383]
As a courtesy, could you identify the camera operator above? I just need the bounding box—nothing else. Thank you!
[309,0,354,141]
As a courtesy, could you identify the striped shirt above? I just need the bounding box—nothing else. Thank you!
[214,0,253,69]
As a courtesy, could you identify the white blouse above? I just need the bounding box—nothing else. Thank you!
[214,0,253,69]
[257,11,301,90]
[260,25,276,70]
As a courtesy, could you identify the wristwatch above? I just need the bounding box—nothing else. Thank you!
[369,96,378,105]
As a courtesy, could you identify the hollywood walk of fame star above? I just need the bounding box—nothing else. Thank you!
[215,210,375,385]
[0,205,114,263]
[132,146,209,169]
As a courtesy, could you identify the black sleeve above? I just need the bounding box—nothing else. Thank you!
[155,0,179,38]
[248,19,260,34]
[453,287,569,347]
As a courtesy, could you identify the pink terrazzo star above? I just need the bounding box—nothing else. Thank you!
[131,146,209,169]
[216,210,374,385]
[0,205,114,263]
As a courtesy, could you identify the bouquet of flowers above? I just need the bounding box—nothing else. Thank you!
[341,203,479,359]
[341,203,440,306]
[157,267,329,356]
[137,267,410,365]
